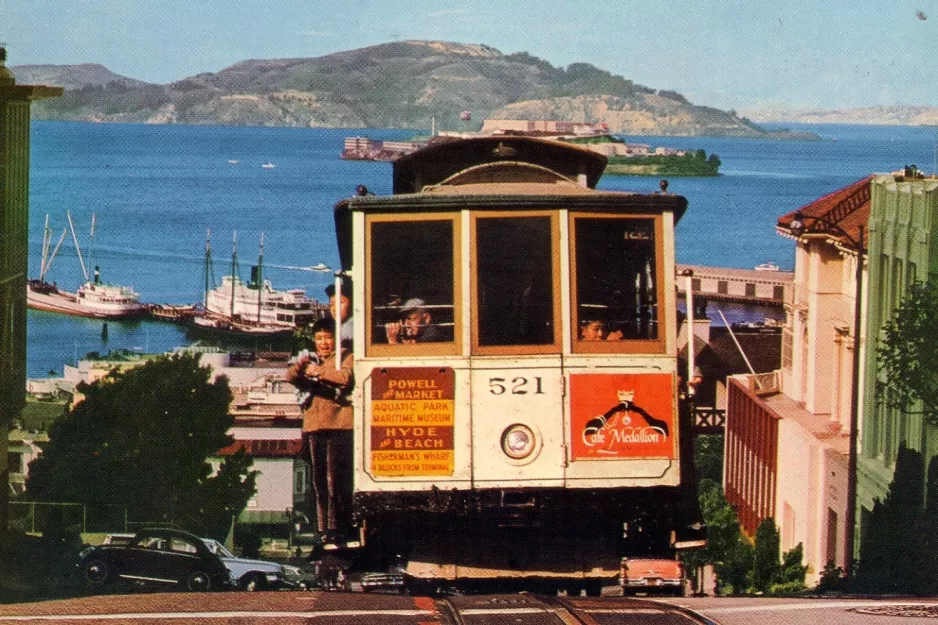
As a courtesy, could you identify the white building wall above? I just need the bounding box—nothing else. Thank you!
[245,459,295,512]
[776,418,849,586]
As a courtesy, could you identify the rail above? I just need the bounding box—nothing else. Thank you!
[693,407,726,433]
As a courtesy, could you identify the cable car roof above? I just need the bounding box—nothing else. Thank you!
[391,135,608,193]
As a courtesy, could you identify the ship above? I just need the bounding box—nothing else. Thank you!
[189,231,326,339]
[26,213,147,319]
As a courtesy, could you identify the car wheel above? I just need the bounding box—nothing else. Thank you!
[83,559,110,585]
[185,570,212,592]
[239,573,266,592]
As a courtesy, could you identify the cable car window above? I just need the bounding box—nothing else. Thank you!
[574,217,659,346]
[370,219,455,346]
[475,216,555,348]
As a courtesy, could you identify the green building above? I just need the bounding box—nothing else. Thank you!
[858,172,938,547]
[0,46,61,529]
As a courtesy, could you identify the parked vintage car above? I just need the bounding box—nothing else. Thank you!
[77,528,230,592]
[620,557,685,595]
[200,538,305,591]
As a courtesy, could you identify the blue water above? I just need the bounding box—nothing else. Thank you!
[26,121,938,377]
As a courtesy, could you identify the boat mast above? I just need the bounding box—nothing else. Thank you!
[66,211,90,282]
[89,213,100,284]
[39,215,51,281]
[203,229,212,309]
[230,231,238,319]
[41,227,68,282]
[256,232,264,323]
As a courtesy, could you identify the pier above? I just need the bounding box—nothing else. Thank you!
[676,264,791,307]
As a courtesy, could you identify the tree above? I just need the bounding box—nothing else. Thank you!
[752,518,781,592]
[879,281,938,424]
[694,434,724,486]
[683,479,754,594]
[911,454,938,595]
[26,354,257,539]
[854,443,924,593]
[773,543,807,593]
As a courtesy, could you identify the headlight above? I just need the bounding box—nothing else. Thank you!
[501,424,536,459]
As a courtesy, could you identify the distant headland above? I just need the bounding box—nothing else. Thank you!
[14,40,817,140]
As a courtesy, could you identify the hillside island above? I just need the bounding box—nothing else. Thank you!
[16,40,816,142]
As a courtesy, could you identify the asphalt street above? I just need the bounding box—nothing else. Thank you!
[2,592,938,624]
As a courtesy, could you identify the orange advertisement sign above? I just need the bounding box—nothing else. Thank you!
[569,373,676,460]
[370,367,455,476]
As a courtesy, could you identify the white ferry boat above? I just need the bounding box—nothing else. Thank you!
[26,213,147,319]
[202,274,319,330]
[191,232,324,336]
[27,278,146,319]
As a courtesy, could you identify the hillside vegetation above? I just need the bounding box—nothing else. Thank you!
[16,40,812,138]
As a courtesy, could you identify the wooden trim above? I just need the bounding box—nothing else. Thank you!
[470,211,562,356]
[569,213,667,354]
[365,213,462,358]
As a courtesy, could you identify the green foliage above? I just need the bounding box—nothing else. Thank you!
[25,354,257,537]
[815,561,847,593]
[503,51,560,77]
[0,531,84,601]
[605,150,721,177]
[916,455,938,595]
[878,281,938,425]
[555,62,650,98]
[854,444,925,594]
[720,534,754,595]
[694,434,724,485]
[657,90,689,104]
[752,518,781,592]
[768,579,808,595]
[682,479,754,594]
[777,543,808,589]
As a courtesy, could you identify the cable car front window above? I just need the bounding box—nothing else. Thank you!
[476,216,555,348]
[574,217,658,344]
[370,219,455,346]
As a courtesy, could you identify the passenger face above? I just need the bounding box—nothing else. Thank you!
[314,329,336,358]
[580,321,607,341]
[329,294,351,321]
[402,310,430,339]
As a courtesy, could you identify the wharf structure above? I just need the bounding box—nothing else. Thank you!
[676,263,792,307]
[0,46,61,530]
[341,136,424,161]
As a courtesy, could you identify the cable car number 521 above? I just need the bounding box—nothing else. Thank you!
[488,377,545,395]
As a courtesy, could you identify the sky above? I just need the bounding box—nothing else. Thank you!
[2,0,937,112]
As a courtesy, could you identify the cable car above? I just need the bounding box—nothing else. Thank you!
[330,136,704,593]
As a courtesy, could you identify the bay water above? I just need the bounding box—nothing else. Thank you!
[26,121,938,377]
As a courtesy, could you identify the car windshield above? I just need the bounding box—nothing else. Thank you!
[202,539,235,558]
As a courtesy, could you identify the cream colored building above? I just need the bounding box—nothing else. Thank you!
[724,176,869,585]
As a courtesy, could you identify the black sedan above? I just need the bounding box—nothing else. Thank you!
[77,528,230,592]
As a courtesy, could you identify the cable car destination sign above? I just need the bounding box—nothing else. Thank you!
[370,367,455,476]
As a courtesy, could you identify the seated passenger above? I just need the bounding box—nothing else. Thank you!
[579,318,624,341]
[385,298,447,344]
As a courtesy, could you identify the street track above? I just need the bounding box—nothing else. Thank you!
[0,592,716,625]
